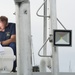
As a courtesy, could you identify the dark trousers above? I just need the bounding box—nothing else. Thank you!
[9,42,16,71]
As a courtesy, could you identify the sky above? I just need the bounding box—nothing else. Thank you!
[0,0,75,72]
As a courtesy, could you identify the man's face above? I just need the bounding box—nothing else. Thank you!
[0,21,6,32]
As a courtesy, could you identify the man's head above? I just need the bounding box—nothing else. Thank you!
[0,16,8,32]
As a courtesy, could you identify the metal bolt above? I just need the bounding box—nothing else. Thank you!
[24,10,27,14]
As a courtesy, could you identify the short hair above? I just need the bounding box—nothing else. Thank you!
[0,16,8,25]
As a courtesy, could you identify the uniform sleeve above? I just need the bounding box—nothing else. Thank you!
[11,23,16,35]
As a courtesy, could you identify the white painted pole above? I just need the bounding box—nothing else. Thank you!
[43,0,47,72]
[50,0,59,75]
[19,3,32,75]
[43,0,47,56]
[15,1,32,75]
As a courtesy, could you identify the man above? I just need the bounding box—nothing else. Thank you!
[0,16,16,72]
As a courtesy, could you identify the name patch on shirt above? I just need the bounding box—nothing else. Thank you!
[6,32,11,37]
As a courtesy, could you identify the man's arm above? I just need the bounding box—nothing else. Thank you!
[1,35,16,45]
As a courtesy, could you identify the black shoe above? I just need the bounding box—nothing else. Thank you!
[11,69,17,72]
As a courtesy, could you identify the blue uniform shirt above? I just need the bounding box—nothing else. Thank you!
[0,23,16,42]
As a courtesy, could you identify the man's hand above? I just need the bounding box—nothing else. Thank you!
[1,35,16,45]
